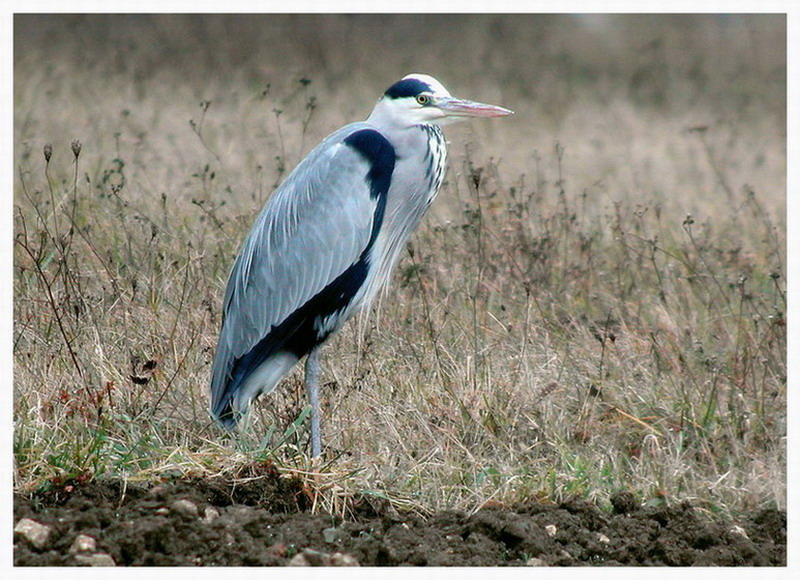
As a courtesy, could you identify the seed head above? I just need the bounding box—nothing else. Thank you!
[71,139,82,159]
[43,143,53,163]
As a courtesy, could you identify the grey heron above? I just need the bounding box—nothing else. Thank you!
[210,73,512,457]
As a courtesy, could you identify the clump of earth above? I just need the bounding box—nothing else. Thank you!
[14,463,785,566]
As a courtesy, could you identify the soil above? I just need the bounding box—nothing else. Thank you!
[14,464,786,567]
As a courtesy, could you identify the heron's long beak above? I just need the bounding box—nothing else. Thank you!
[436,97,514,118]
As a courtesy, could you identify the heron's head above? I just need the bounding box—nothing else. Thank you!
[368,73,513,128]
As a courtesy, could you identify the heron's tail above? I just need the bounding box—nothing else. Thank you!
[210,350,300,429]
[212,399,241,430]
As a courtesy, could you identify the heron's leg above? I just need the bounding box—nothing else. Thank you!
[305,346,323,458]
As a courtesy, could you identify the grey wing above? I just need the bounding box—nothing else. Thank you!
[210,126,388,423]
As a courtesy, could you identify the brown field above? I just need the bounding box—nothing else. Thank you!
[13,14,786,566]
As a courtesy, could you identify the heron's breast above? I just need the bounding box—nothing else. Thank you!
[357,126,447,306]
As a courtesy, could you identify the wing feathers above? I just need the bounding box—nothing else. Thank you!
[210,125,395,422]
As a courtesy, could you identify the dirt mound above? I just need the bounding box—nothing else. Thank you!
[14,467,785,566]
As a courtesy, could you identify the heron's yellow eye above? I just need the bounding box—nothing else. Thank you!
[416,94,430,105]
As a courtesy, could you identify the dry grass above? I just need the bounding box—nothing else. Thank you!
[13,14,785,518]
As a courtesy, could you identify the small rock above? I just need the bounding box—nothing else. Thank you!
[266,543,288,558]
[69,534,97,554]
[595,532,611,544]
[203,506,220,523]
[729,525,750,540]
[544,524,558,537]
[298,548,331,566]
[170,499,199,518]
[330,552,359,566]
[154,507,170,516]
[14,518,51,549]
[74,552,116,566]
[526,557,547,566]
[287,548,358,566]
[219,505,251,523]
[288,553,311,566]
[323,526,342,543]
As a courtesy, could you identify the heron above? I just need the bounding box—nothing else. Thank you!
[210,73,512,457]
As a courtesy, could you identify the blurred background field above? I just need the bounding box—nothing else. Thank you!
[13,14,785,517]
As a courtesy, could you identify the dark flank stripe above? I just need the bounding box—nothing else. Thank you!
[226,258,369,388]
[343,129,395,242]
[218,130,396,423]
[384,77,432,99]
[343,130,395,201]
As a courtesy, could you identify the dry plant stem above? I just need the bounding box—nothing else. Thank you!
[189,101,222,163]
[15,213,84,380]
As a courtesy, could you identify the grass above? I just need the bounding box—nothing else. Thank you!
[12,14,786,519]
